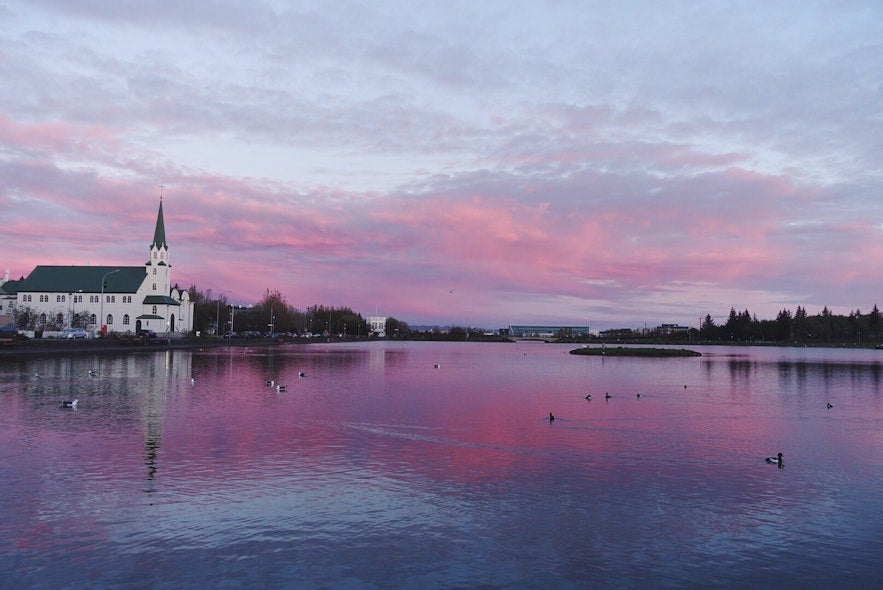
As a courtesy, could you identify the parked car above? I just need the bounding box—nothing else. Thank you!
[136,329,158,342]
[60,327,87,339]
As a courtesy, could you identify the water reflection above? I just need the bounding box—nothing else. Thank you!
[1,343,881,588]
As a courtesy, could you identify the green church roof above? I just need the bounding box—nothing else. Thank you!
[143,295,181,306]
[18,266,146,293]
[0,278,24,296]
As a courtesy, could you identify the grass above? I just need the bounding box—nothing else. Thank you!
[569,346,702,357]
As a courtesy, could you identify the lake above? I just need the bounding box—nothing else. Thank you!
[1,341,881,588]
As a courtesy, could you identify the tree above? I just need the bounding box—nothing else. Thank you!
[869,304,881,341]
[700,314,716,338]
[775,309,792,341]
[386,317,409,338]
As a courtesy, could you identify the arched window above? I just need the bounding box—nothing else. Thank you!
[90,314,97,325]
[39,313,46,325]
[153,268,157,275]
[106,314,113,325]
[153,252,157,260]
[152,283,157,291]
[152,305,157,314]
[123,314,130,326]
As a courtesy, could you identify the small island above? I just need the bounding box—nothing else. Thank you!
[570,346,701,357]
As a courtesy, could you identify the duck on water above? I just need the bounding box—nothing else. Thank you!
[765,452,784,467]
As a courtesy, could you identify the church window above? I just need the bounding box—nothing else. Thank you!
[106,314,113,325]
[153,268,157,275]
[152,283,157,291]
[39,313,46,325]
[152,305,157,314]
[123,314,130,326]
[153,252,157,260]
[56,313,63,324]
[90,314,97,325]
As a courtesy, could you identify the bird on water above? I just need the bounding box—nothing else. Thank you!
[548,412,555,422]
[827,402,833,409]
[765,452,784,466]
[60,398,78,408]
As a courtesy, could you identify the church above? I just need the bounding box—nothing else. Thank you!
[1,199,194,336]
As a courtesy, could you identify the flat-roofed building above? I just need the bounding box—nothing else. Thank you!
[505,325,590,338]
[367,316,387,337]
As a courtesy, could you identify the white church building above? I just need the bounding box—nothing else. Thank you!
[2,199,194,336]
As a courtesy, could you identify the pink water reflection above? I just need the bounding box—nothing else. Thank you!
[1,342,881,588]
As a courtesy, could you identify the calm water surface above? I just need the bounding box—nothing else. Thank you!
[1,342,881,588]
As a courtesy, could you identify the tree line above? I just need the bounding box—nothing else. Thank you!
[188,286,410,338]
[699,305,883,343]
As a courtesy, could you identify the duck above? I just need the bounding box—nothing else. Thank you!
[765,452,783,465]
[265,380,275,387]
[434,363,441,369]
[585,394,591,400]
[276,385,287,392]
[298,372,307,378]
[60,398,78,408]
[636,393,643,398]
[190,377,196,385]
[605,392,611,400]
[88,370,97,377]
[826,402,833,409]
[548,412,555,422]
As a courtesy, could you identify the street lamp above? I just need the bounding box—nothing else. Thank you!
[99,269,120,336]
[216,290,230,337]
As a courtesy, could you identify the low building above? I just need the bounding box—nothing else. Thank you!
[505,325,590,338]
[367,316,387,337]
[656,324,690,336]
[9,199,194,336]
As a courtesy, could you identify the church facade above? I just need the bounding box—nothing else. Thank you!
[4,200,194,336]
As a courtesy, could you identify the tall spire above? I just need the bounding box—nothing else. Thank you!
[152,196,167,249]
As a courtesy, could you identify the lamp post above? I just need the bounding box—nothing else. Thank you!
[216,290,230,337]
[99,269,120,337]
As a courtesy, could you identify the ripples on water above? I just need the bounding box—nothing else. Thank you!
[1,342,881,588]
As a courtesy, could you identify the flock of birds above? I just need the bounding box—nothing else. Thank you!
[52,361,840,469]
[544,384,841,469]
[264,372,307,393]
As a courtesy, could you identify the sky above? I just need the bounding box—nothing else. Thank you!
[1,1,881,330]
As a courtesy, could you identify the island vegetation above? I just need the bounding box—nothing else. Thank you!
[569,347,701,357]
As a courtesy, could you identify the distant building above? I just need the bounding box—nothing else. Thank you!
[505,325,590,338]
[9,199,194,336]
[367,316,387,337]
[599,328,635,339]
[656,324,690,336]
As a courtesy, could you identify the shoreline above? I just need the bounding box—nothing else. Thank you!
[0,336,276,359]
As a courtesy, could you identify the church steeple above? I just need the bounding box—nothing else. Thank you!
[152,197,167,250]
[147,196,171,296]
